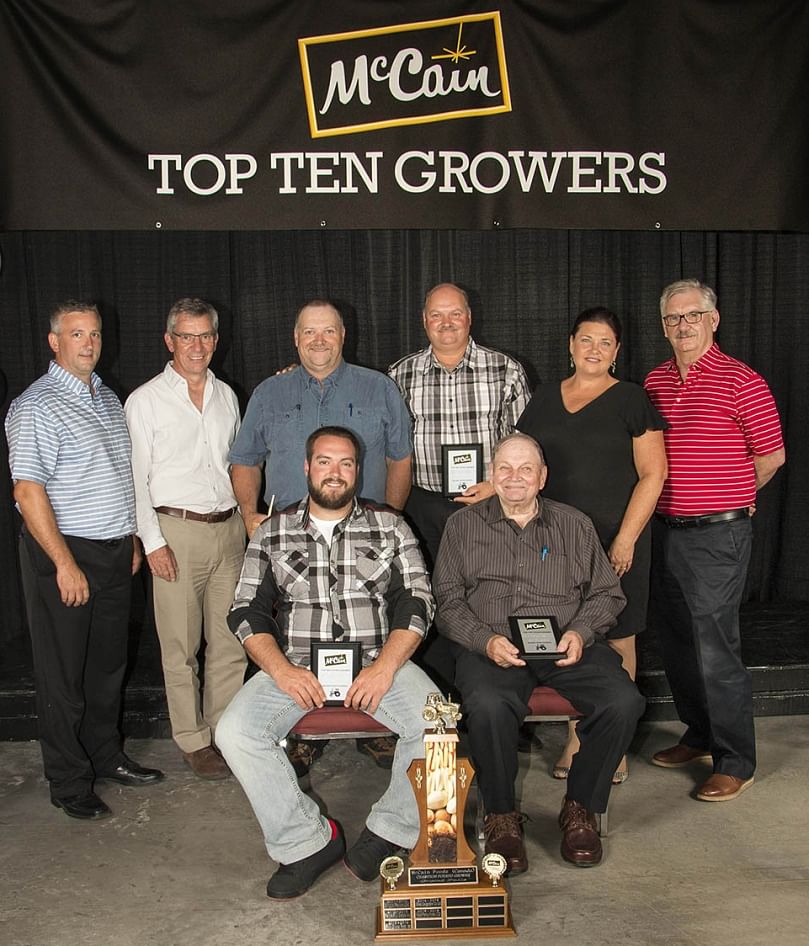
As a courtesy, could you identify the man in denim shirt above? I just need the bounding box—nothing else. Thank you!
[229,300,412,539]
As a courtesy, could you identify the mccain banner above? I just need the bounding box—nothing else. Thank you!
[1,1,808,232]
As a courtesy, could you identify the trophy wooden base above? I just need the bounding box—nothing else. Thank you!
[375,876,516,940]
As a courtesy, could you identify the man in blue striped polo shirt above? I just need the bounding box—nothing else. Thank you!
[5,301,164,820]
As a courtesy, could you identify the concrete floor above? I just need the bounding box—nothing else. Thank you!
[2,717,808,946]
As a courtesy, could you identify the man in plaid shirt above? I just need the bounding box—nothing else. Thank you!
[217,426,436,900]
[388,283,530,687]
[389,282,530,567]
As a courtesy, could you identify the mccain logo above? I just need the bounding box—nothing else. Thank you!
[299,12,511,138]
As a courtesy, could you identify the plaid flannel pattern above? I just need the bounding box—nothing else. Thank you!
[229,498,434,666]
[388,340,530,492]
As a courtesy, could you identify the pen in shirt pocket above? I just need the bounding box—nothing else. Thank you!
[541,546,550,562]
[348,402,353,417]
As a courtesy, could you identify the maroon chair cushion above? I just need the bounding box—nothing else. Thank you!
[291,705,392,737]
[527,686,581,718]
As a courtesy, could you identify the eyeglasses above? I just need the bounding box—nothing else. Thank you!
[172,331,217,344]
[662,310,712,327]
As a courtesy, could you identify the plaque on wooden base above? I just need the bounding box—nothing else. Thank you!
[375,695,516,940]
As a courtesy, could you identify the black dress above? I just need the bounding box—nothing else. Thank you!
[517,380,666,638]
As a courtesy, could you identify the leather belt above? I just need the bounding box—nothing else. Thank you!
[655,508,749,529]
[155,506,237,524]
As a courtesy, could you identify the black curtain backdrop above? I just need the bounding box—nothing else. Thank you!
[0,229,804,642]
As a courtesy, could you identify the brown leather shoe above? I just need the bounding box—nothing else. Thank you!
[696,773,754,802]
[559,798,602,867]
[182,746,231,780]
[652,744,712,768]
[483,811,528,875]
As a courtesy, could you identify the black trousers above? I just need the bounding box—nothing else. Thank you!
[404,485,461,570]
[651,517,755,779]
[19,530,133,799]
[404,486,464,692]
[453,641,645,814]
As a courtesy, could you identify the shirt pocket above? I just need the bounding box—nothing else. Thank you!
[270,549,310,600]
[354,545,394,593]
[347,407,383,451]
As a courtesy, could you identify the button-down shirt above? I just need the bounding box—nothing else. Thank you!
[433,496,625,653]
[5,361,136,539]
[228,361,412,510]
[228,498,434,666]
[125,363,241,554]
[388,340,530,492]
[644,343,784,516]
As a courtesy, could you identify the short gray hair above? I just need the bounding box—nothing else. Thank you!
[492,432,545,467]
[50,301,100,334]
[659,279,717,317]
[166,298,219,335]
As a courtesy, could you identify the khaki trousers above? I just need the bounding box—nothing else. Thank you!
[153,512,247,753]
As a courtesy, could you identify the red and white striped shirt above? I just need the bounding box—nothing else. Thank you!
[644,344,783,516]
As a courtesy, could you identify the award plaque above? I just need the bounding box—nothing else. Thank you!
[375,694,515,940]
[441,443,484,498]
[508,615,563,660]
[310,641,361,705]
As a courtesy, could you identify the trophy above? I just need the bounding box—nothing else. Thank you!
[375,693,515,939]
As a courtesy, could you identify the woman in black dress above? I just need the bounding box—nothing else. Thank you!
[517,307,667,781]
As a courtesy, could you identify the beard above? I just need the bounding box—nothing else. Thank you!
[307,473,357,510]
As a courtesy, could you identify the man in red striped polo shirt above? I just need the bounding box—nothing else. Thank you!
[644,279,785,802]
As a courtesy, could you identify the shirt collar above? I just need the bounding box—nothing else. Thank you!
[297,495,362,530]
[478,493,545,526]
[665,341,723,377]
[300,358,347,388]
[48,359,101,397]
[165,361,213,389]
[425,338,475,374]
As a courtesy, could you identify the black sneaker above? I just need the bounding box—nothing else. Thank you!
[266,820,345,899]
[355,735,397,770]
[344,827,405,882]
[285,738,326,779]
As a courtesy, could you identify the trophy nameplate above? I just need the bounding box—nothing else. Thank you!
[375,693,515,940]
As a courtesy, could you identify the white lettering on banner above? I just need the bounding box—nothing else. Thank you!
[147,153,258,195]
[269,152,381,194]
[568,152,603,194]
[148,154,182,194]
[394,151,667,195]
[507,152,566,192]
[319,48,500,115]
[638,153,667,194]
[146,151,666,198]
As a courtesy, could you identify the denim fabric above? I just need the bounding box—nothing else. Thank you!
[217,660,437,864]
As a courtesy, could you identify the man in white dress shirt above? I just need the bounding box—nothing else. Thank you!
[126,298,246,779]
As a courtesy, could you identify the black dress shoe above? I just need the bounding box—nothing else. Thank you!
[96,755,165,786]
[51,792,112,820]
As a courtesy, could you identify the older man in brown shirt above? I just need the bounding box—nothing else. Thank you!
[433,433,644,872]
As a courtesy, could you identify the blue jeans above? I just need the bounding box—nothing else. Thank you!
[216,660,437,865]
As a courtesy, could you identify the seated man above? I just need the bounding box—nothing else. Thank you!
[217,426,436,899]
[433,433,645,871]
